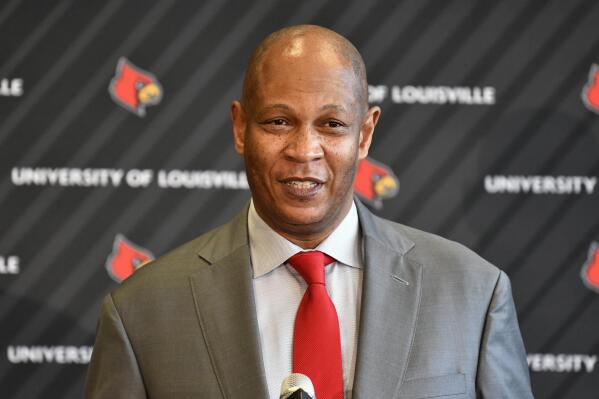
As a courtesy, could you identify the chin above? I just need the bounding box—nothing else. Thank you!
[281,205,326,224]
[274,203,330,228]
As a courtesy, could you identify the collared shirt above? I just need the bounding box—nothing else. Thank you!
[249,200,363,399]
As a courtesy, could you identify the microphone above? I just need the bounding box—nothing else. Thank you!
[279,373,315,399]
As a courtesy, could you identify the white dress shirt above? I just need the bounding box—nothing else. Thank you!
[248,200,363,399]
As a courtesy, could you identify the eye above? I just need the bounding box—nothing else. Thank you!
[324,119,347,129]
[259,117,292,133]
[267,118,288,125]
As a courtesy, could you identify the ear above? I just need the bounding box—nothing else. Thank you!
[358,106,381,159]
[231,100,246,155]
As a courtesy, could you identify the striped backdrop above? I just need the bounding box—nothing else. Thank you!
[0,1,598,397]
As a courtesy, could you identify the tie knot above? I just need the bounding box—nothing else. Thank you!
[288,251,335,285]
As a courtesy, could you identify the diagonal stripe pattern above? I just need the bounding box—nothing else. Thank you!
[0,1,598,398]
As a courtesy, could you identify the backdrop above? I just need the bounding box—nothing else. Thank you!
[1,0,598,398]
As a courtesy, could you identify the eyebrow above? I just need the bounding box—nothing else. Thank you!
[319,104,347,113]
[260,104,292,112]
[259,104,348,112]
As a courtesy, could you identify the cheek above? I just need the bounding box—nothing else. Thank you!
[245,148,268,182]
[244,134,279,184]
[327,139,360,184]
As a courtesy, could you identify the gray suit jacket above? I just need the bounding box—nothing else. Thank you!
[85,201,533,399]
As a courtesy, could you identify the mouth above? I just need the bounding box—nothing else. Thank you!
[279,177,325,198]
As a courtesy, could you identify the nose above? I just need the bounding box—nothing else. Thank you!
[283,125,324,163]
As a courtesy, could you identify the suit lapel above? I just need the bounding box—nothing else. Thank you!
[189,206,269,399]
[352,201,423,398]
[186,200,422,398]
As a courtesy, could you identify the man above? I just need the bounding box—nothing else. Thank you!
[85,25,533,399]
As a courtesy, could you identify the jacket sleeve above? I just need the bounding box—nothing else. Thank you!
[84,294,147,399]
[476,271,534,398]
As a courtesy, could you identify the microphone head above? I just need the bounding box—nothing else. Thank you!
[280,373,315,399]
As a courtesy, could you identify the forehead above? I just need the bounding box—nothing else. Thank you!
[251,37,361,110]
[257,66,357,105]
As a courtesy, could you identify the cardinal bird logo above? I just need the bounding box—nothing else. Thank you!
[354,157,399,209]
[581,242,599,294]
[581,63,599,114]
[109,57,162,117]
[105,234,155,283]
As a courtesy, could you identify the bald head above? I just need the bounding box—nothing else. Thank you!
[241,25,368,114]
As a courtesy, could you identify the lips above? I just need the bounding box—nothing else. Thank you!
[279,177,325,198]
[286,180,318,188]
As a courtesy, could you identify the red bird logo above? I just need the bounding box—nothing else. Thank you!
[109,57,162,117]
[105,234,155,283]
[581,242,599,294]
[354,157,399,209]
[581,63,599,114]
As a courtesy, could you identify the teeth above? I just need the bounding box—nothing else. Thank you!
[286,180,318,188]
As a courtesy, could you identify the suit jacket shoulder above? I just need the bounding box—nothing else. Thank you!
[111,203,249,306]
[354,202,532,398]
[359,203,501,287]
[88,205,258,399]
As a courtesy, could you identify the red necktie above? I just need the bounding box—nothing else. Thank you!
[288,251,344,399]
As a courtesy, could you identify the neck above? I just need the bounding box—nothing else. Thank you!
[275,228,334,250]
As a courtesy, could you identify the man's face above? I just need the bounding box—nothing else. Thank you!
[232,41,380,241]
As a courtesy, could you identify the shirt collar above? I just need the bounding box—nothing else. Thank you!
[248,199,362,278]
